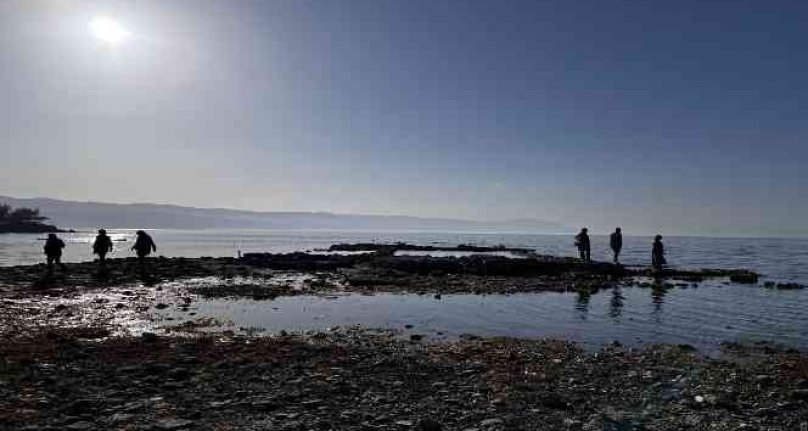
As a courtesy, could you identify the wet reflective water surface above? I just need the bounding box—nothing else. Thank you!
[150,280,808,355]
[3,230,808,354]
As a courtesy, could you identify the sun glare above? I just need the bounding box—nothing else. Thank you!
[90,17,129,45]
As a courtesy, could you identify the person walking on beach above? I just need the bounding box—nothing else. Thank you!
[610,227,623,264]
[132,230,157,265]
[92,229,114,266]
[652,234,666,270]
[575,228,591,262]
[44,233,66,272]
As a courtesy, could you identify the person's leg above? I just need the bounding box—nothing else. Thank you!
[46,255,54,272]
[579,249,585,260]
[57,255,66,270]
[99,252,106,266]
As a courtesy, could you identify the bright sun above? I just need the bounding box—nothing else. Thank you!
[90,17,129,45]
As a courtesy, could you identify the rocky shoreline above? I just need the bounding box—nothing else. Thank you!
[1,327,807,430]
[1,245,806,430]
[0,243,780,297]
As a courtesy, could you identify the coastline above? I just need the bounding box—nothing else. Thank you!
[1,248,806,429]
[0,245,772,294]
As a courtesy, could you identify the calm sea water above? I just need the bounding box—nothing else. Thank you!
[3,229,808,350]
[152,286,808,354]
[1,229,807,284]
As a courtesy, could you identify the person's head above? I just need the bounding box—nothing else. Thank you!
[581,228,588,233]
[655,234,662,241]
[47,233,56,240]
[98,229,106,235]
[615,227,621,233]
[136,230,145,236]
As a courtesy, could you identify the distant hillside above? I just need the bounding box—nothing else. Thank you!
[0,196,569,233]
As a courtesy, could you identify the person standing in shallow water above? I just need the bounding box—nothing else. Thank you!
[132,230,157,265]
[44,233,66,271]
[93,229,114,266]
[610,227,623,264]
[575,228,591,262]
[652,235,666,270]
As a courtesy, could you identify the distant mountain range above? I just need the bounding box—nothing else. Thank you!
[0,196,569,233]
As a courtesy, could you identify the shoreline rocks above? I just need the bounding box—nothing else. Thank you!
[0,244,803,429]
[0,244,765,297]
[0,328,805,430]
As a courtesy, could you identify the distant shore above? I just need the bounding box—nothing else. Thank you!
[0,221,70,234]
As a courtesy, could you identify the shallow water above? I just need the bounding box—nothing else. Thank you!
[2,229,807,284]
[4,229,808,351]
[152,280,808,354]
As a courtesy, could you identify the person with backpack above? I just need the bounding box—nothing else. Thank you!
[132,230,157,265]
[575,228,591,262]
[44,233,66,272]
[93,229,114,266]
[652,234,666,270]
[610,227,623,264]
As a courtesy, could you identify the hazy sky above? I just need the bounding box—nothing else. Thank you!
[1,0,807,236]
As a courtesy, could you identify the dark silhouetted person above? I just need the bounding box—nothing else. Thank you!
[652,234,666,270]
[93,229,113,266]
[575,228,591,262]
[44,233,66,272]
[132,230,156,266]
[610,227,623,264]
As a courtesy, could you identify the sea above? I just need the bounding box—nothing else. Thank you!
[2,229,807,352]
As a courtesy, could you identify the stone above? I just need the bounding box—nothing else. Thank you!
[790,389,808,400]
[110,413,135,422]
[155,419,194,430]
[730,272,758,284]
[65,421,94,430]
[480,418,503,427]
[141,332,158,342]
[418,418,443,431]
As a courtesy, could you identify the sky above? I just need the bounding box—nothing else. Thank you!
[1,0,807,236]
